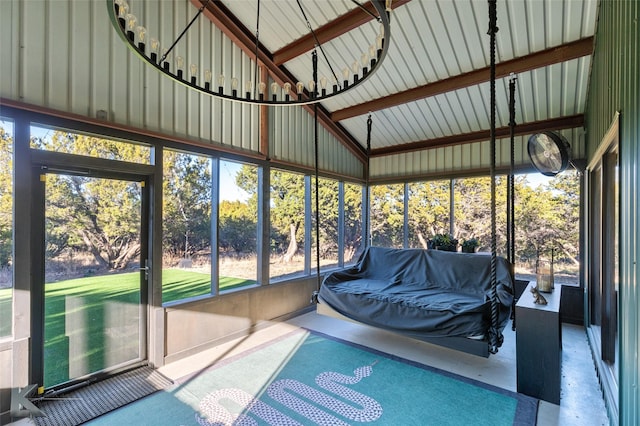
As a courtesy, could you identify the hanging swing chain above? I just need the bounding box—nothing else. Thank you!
[313,50,322,295]
[365,114,372,249]
[507,75,517,265]
[487,0,501,354]
[296,0,342,89]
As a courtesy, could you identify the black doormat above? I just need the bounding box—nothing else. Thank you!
[33,366,173,426]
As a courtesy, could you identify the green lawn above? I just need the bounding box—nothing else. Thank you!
[34,269,255,387]
[0,287,11,337]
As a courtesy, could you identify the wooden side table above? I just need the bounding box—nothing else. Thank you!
[516,284,562,404]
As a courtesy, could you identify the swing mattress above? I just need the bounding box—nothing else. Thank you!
[318,246,514,341]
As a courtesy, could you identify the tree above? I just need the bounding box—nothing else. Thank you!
[162,151,212,259]
[236,166,306,262]
[33,131,149,270]
[0,126,13,268]
[453,176,508,255]
[370,184,404,248]
[408,180,450,248]
[343,183,363,262]
[46,174,142,269]
[315,177,339,260]
[219,200,256,256]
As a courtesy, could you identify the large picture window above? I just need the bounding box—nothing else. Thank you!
[343,182,363,265]
[269,169,306,280]
[408,180,450,249]
[453,177,507,254]
[0,119,13,339]
[315,177,339,271]
[370,184,404,248]
[162,149,213,303]
[218,160,258,290]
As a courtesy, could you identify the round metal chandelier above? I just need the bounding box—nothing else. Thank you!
[108,0,392,106]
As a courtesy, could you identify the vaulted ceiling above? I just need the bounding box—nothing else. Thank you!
[197,0,597,165]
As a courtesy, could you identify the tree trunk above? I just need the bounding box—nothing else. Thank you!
[417,231,428,249]
[80,230,109,269]
[282,223,298,263]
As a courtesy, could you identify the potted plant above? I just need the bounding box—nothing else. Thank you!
[429,233,458,252]
[461,238,479,253]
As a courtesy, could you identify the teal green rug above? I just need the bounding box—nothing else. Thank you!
[88,330,537,425]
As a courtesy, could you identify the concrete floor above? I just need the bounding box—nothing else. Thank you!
[11,311,610,426]
[159,311,610,426]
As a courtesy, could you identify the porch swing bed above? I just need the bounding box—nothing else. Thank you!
[316,246,514,357]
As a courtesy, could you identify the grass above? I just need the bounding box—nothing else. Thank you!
[0,287,11,337]
[37,269,254,387]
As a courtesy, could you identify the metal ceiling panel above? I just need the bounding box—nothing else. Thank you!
[1,0,599,181]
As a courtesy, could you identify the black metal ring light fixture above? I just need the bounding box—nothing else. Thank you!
[107,0,392,106]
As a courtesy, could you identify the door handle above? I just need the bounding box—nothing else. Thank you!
[139,265,149,280]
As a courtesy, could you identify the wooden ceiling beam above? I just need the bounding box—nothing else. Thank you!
[371,114,584,156]
[194,0,367,163]
[333,37,594,122]
[273,0,412,66]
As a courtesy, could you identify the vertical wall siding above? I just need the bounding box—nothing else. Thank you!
[585,1,639,425]
[0,0,362,178]
[369,128,585,180]
[269,103,365,179]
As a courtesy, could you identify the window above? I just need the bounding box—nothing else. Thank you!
[588,143,619,378]
[269,169,306,280]
[343,182,363,265]
[315,177,339,271]
[514,173,581,284]
[30,124,151,164]
[454,176,507,254]
[0,119,13,338]
[408,180,450,249]
[162,149,213,303]
[370,184,404,248]
[218,160,258,290]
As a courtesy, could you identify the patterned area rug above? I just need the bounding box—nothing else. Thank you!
[33,366,173,426]
[88,331,538,425]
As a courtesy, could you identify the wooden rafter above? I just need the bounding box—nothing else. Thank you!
[273,0,412,66]
[194,1,594,161]
[371,114,585,156]
[332,37,594,122]
[194,0,367,163]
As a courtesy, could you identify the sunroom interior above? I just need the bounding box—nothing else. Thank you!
[1,0,638,425]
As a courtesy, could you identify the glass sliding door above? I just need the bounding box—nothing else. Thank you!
[42,173,146,388]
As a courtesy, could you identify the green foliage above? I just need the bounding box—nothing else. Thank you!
[45,174,143,269]
[462,238,479,249]
[370,184,404,247]
[453,176,508,254]
[219,200,257,255]
[430,233,459,251]
[0,127,13,267]
[407,180,451,248]
[162,151,212,258]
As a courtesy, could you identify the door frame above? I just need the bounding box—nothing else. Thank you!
[29,149,155,391]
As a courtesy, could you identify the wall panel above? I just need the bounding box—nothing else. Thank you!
[369,127,586,182]
[584,1,640,424]
[0,0,361,179]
